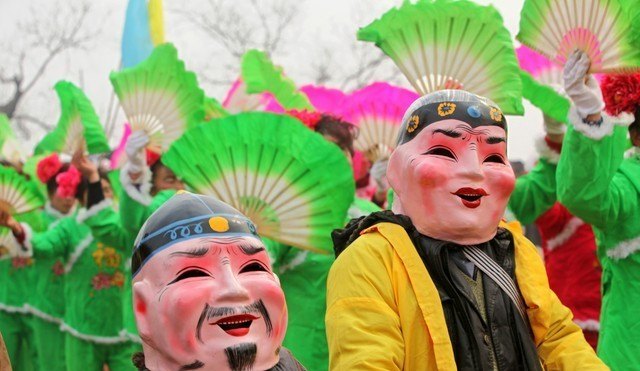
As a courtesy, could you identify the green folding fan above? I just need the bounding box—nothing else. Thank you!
[241,50,314,111]
[21,154,47,197]
[358,0,524,115]
[517,0,640,73]
[110,43,205,154]
[163,112,355,253]
[204,97,229,120]
[0,114,25,165]
[0,165,45,215]
[0,114,12,150]
[34,81,110,156]
[517,46,570,123]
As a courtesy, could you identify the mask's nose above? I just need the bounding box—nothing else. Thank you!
[212,264,251,304]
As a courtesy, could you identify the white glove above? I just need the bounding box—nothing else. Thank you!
[125,130,149,174]
[563,50,604,118]
[370,159,389,192]
[543,114,565,135]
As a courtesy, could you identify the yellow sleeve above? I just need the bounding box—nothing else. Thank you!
[326,235,404,371]
[537,290,608,370]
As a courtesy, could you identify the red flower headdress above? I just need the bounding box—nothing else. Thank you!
[601,73,640,116]
[146,149,161,167]
[287,109,323,130]
[55,166,82,198]
[36,154,64,184]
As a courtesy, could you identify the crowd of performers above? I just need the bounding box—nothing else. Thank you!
[1,8,640,371]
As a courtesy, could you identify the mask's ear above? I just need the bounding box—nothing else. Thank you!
[133,280,153,341]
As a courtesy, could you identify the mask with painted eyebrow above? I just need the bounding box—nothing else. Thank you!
[133,236,288,371]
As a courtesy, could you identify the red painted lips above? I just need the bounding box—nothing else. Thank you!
[212,314,259,337]
[451,187,488,209]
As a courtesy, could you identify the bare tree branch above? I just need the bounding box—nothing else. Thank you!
[12,114,53,131]
[0,0,98,125]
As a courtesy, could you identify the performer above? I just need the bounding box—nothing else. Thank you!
[508,116,601,349]
[0,163,46,371]
[558,52,640,368]
[266,112,378,371]
[0,151,137,371]
[27,154,78,371]
[115,131,185,342]
[130,191,305,370]
[327,90,604,370]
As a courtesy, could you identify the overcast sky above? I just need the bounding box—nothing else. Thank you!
[0,0,545,165]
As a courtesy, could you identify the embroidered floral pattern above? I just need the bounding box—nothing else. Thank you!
[407,115,420,133]
[437,102,456,117]
[89,242,124,293]
[489,107,503,122]
[52,261,65,276]
[93,243,121,268]
[91,273,112,290]
[11,257,33,269]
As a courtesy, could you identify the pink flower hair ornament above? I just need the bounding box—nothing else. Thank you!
[36,153,64,184]
[55,166,82,199]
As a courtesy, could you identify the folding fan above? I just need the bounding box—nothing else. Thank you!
[34,81,110,155]
[358,0,524,115]
[265,84,347,116]
[241,50,314,111]
[204,97,229,120]
[110,43,205,154]
[340,82,419,162]
[162,112,355,253]
[516,46,571,123]
[517,0,640,73]
[0,227,20,260]
[109,124,131,170]
[0,166,45,215]
[222,79,273,113]
[0,114,25,165]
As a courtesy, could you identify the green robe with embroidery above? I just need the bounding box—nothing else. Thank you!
[29,207,128,342]
[27,206,71,323]
[266,197,381,371]
[0,211,45,313]
[557,110,640,369]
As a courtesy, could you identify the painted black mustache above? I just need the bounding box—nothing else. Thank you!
[196,299,273,343]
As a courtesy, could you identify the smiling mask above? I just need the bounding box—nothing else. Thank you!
[387,90,515,245]
[132,192,288,371]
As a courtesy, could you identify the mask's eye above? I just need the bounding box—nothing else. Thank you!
[484,154,505,164]
[170,268,209,284]
[425,147,456,159]
[240,262,268,274]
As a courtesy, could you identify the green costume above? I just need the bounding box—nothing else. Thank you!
[556,109,640,369]
[0,211,45,371]
[25,200,137,370]
[266,197,380,371]
[507,139,559,225]
[27,203,73,371]
[113,167,175,342]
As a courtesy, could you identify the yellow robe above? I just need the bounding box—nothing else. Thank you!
[326,222,607,370]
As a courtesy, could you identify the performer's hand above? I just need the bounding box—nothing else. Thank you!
[563,50,604,119]
[71,149,99,183]
[0,211,21,236]
[125,131,149,175]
